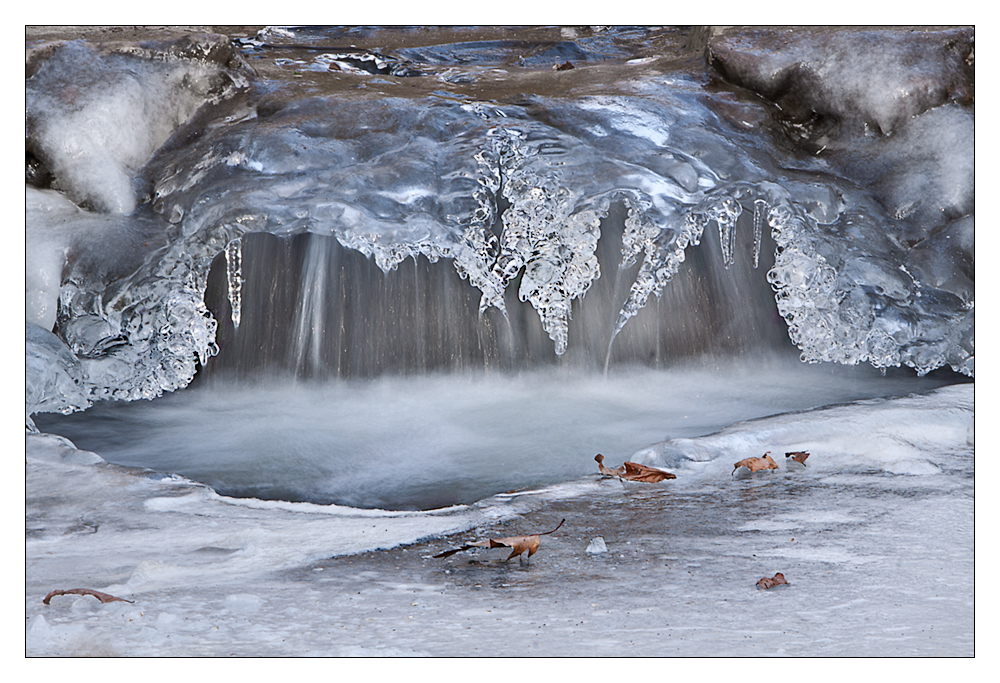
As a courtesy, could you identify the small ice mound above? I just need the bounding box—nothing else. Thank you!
[586,537,608,554]
[635,384,972,479]
[224,593,263,614]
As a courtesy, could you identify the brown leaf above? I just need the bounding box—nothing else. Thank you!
[43,588,134,605]
[621,461,677,482]
[733,452,778,474]
[785,451,810,465]
[756,573,789,589]
[434,519,565,562]
[596,454,676,482]
[553,60,575,70]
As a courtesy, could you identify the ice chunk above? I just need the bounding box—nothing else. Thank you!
[586,537,608,554]
[25,189,77,330]
[25,323,89,426]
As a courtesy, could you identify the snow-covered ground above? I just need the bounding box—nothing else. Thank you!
[26,380,974,656]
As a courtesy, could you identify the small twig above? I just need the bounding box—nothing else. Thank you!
[43,588,134,605]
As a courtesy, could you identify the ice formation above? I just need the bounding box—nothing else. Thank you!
[24,27,974,420]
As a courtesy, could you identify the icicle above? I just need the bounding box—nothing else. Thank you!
[711,196,741,268]
[752,198,766,269]
[225,238,244,329]
[718,218,730,267]
[727,216,737,267]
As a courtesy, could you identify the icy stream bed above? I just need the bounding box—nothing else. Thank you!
[24,25,976,658]
[26,378,974,656]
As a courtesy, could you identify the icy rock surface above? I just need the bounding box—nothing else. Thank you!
[708,27,974,141]
[24,26,974,416]
[26,36,252,214]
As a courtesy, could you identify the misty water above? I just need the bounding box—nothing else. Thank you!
[34,362,959,511]
[25,25,974,657]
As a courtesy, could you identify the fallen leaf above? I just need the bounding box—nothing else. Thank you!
[553,60,575,70]
[756,573,789,589]
[733,452,778,474]
[785,451,810,465]
[434,519,566,563]
[596,454,676,482]
[43,588,134,605]
[621,461,677,482]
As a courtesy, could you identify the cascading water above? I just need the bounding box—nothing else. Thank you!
[25,26,973,656]
[26,24,974,501]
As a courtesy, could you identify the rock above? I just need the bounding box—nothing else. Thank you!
[708,26,973,142]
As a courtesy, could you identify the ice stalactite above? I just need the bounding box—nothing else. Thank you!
[752,198,766,269]
[482,125,603,355]
[712,196,742,268]
[225,238,244,330]
[610,198,712,347]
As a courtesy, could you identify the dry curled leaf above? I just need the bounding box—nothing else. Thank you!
[595,454,676,482]
[43,588,134,605]
[785,451,810,465]
[757,573,789,589]
[434,519,565,563]
[733,452,778,474]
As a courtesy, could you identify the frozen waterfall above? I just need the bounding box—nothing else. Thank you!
[26,26,974,421]
[24,26,974,658]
